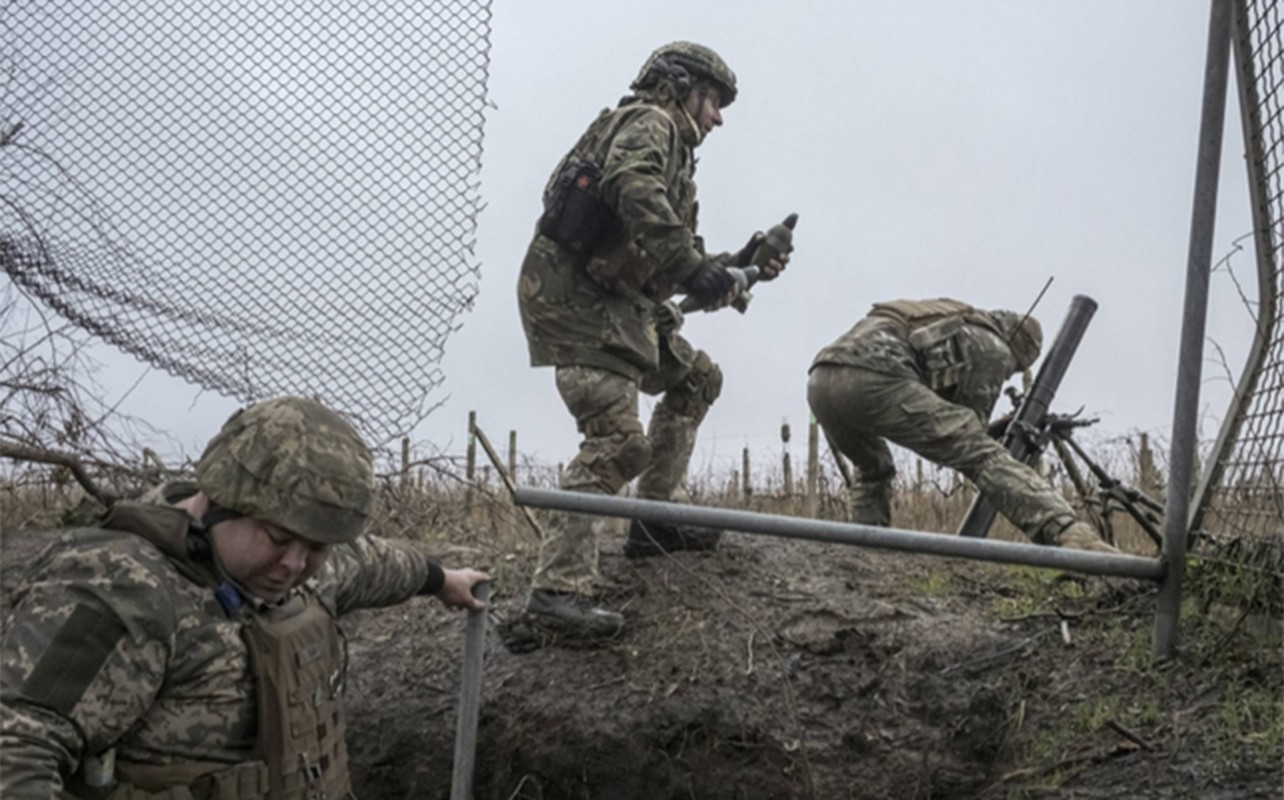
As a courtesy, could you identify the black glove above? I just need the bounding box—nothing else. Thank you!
[683,261,736,308]
[987,413,1014,440]
[732,232,764,267]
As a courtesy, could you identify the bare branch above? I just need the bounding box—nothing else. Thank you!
[0,441,118,504]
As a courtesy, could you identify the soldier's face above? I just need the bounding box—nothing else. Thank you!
[684,86,723,140]
[212,517,332,602]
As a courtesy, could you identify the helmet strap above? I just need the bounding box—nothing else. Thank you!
[201,504,245,530]
[675,84,711,145]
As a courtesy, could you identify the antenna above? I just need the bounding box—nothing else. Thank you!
[1010,276,1054,345]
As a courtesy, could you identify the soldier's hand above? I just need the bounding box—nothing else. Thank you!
[684,261,736,310]
[757,248,789,282]
[733,232,763,266]
[436,568,491,611]
[987,413,1014,441]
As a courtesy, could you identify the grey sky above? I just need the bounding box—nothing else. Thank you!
[71,2,1257,476]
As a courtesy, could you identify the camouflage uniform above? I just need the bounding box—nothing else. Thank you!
[518,48,736,594]
[2,394,453,799]
[807,298,1078,543]
[0,482,444,799]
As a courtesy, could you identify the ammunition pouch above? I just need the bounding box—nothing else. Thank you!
[908,316,966,392]
[538,159,617,254]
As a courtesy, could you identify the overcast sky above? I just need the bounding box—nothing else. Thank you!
[48,1,1260,478]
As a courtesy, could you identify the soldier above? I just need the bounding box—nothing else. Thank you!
[807,298,1119,553]
[0,397,490,798]
[516,41,789,640]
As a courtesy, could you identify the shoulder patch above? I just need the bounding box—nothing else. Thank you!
[21,602,127,716]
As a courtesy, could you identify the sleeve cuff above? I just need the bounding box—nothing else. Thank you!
[419,562,445,596]
[669,248,705,288]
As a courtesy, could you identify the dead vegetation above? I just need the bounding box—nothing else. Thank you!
[1,413,1279,798]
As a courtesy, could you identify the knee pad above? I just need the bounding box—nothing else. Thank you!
[662,353,723,424]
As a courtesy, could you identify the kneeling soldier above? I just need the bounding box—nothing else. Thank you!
[807,298,1118,553]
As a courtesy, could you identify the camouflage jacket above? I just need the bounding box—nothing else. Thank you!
[811,299,1016,421]
[0,485,442,798]
[518,96,731,380]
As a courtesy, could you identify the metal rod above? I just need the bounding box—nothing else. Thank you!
[450,580,492,800]
[514,488,1165,581]
[1154,0,1232,661]
[958,295,1097,537]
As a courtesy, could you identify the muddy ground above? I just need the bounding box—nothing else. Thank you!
[3,516,1280,799]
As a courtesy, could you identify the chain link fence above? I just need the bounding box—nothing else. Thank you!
[1191,0,1284,550]
[1,1,492,444]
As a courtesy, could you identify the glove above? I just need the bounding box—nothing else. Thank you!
[986,413,1014,441]
[732,232,764,267]
[683,261,736,308]
[655,300,684,335]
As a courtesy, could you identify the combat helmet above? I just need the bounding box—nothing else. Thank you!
[631,41,737,107]
[989,310,1044,372]
[195,397,373,544]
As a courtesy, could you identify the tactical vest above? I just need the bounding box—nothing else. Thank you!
[90,502,350,800]
[868,299,1003,391]
[543,100,696,298]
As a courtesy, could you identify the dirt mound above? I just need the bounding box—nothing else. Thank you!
[338,526,1280,800]
[4,522,1279,799]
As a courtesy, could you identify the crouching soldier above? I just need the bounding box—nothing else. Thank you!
[807,298,1118,553]
[1,396,490,798]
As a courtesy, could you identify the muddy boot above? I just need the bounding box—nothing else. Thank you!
[1053,521,1121,554]
[624,519,722,559]
[522,589,624,639]
[848,477,893,527]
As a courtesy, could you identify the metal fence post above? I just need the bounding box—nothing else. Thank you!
[1154,0,1232,661]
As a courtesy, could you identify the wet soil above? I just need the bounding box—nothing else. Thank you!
[3,523,1280,799]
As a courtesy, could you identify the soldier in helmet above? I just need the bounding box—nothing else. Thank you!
[0,397,490,798]
[516,41,790,641]
[807,298,1119,553]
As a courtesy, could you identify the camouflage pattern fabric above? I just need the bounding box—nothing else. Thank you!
[533,350,721,593]
[808,306,1075,543]
[636,345,723,501]
[519,95,734,380]
[523,87,738,593]
[0,487,441,797]
[532,366,644,594]
[197,396,374,545]
[812,300,1016,419]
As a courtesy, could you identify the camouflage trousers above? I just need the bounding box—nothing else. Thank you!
[806,365,1075,541]
[533,340,723,594]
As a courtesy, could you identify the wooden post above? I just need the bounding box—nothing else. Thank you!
[742,446,752,499]
[915,459,924,496]
[781,423,793,497]
[1138,432,1158,496]
[507,430,518,485]
[465,411,477,513]
[471,422,544,541]
[806,416,819,517]
[400,437,410,488]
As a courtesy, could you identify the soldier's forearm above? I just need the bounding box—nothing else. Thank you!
[1,716,80,798]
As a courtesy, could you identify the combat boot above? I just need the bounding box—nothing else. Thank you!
[522,589,624,638]
[1054,522,1121,554]
[847,477,893,527]
[624,519,722,559]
